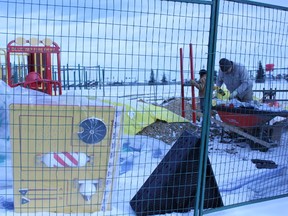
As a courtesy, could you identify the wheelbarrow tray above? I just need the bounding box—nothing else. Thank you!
[212,105,288,129]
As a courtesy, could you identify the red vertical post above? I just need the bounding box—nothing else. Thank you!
[6,50,11,86]
[179,48,185,118]
[27,54,34,73]
[189,43,197,123]
[44,53,52,95]
[56,45,62,95]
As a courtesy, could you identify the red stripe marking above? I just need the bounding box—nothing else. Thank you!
[54,153,69,167]
[63,152,79,166]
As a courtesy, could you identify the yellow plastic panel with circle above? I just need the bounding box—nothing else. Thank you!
[10,104,118,213]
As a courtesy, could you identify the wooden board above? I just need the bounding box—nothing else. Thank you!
[211,117,272,149]
[196,110,272,149]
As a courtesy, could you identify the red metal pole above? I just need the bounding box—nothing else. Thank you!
[189,43,197,123]
[45,53,52,95]
[179,48,185,118]
[57,52,62,95]
[6,51,11,86]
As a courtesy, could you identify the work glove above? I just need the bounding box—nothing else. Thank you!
[190,80,198,86]
[213,86,225,96]
[229,91,238,100]
[217,88,226,96]
[213,86,220,90]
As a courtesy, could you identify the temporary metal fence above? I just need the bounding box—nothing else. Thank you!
[0,0,287,216]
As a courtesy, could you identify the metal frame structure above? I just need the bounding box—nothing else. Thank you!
[6,38,62,95]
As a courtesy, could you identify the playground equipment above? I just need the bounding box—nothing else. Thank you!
[10,104,123,213]
[265,63,275,72]
[265,63,275,89]
[6,37,62,95]
[0,48,6,81]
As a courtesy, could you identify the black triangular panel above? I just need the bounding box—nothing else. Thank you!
[130,130,223,216]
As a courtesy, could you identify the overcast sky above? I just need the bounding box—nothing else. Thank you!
[256,0,288,7]
[0,0,287,82]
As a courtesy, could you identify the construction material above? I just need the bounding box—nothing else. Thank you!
[196,110,272,150]
[189,43,197,123]
[130,130,223,215]
[211,105,288,151]
[179,44,197,123]
[251,159,278,169]
[211,117,272,149]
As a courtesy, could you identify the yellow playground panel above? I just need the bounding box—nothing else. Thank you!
[10,104,122,213]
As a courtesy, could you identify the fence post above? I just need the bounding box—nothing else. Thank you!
[78,64,81,89]
[1,65,4,81]
[62,65,66,90]
[73,70,76,90]
[97,65,100,89]
[196,0,221,215]
[102,68,105,96]
[84,67,87,89]
[52,65,55,80]
[67,64,70,90]
[14,63,18,84]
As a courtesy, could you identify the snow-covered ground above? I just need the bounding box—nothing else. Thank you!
[1,133,288,215]
[0,79,288,215]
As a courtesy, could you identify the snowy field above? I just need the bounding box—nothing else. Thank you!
[71,78,288,107]
[0,78,288,215]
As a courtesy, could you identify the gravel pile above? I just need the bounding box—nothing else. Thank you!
[136,98,201,144]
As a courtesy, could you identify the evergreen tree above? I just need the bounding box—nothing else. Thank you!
[161,73,168,84]
[148,69,156,84]
[255,61,265,83]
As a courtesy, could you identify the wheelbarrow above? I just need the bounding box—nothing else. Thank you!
[212,105,288,151]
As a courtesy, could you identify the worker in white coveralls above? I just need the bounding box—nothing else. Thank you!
[216,58,253,102]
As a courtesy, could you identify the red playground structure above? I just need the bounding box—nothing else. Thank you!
[6,37,62,95]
